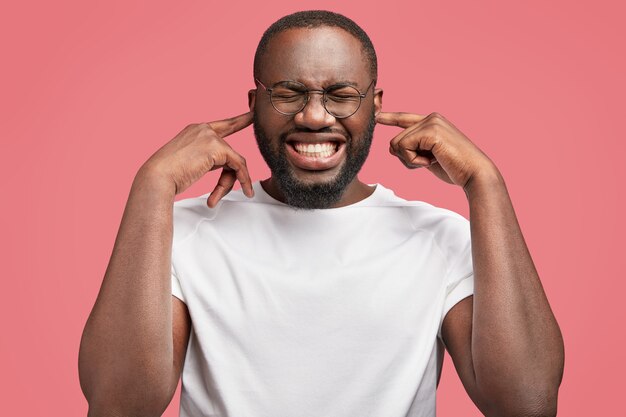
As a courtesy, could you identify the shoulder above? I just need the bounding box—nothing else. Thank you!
[377,183,469,227]
[375,184,471,257]
[171,194,213,245]
[172,188,244,245]
[171,184,270,245]
[403,203,470,248]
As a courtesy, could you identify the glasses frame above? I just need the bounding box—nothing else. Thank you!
[255,78,376,119]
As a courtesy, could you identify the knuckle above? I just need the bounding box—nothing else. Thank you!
[403,150,414,161]
[397,136,413,149]
[197,123,212,132]
[428,112,447,127]
[214,136,228,147]
[209,137,227,151]
[402,159,417,169]
[424,125,439,138]
[231,152,246,167]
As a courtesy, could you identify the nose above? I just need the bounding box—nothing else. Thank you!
[293,91,336,130]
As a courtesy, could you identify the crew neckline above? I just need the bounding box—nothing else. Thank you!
[251,180,383,210]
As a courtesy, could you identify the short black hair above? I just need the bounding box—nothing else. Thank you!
[253,10,377,82]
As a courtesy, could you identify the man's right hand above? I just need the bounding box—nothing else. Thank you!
[137,111,254,207]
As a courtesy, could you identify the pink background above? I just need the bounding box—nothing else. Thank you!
[1,0,624,415]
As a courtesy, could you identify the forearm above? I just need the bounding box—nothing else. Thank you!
[465,169,564,414]
[79,169,177,416]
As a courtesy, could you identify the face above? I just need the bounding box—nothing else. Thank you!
[250,27,382,209]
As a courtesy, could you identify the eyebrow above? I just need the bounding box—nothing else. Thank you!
[325,80,359,88]
[280,80,308,90]
[280,80,361,89]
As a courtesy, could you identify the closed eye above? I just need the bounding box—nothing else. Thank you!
[327,94,360,102]
[272,92,304,101]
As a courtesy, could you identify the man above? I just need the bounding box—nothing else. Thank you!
[79,10,564,417]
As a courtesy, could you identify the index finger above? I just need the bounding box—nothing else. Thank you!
[376,112,427,129]
[209,111,254,138]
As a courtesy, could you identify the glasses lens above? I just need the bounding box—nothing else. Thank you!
[271,82,307,114]
[324,86,361,118]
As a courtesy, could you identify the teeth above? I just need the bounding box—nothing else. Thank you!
[293,142,337,158]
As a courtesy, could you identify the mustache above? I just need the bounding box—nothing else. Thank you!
[279,127,350,144]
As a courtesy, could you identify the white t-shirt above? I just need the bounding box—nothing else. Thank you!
[171,181,474,417]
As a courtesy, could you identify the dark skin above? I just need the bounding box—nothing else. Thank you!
[79,26,564,417]
[248,27,379,207]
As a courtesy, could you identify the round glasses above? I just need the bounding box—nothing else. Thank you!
[255,78,375,119]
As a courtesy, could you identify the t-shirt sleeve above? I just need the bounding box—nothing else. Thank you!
[170,197,204,305]
[171,262,186,304]
[437,216,474,339]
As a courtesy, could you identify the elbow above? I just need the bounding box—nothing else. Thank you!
[510,398,558,417]
[79,344,176,417]
[485,402,558,417]
[85,388,174,417]
[483,386,560,417]
[477,354,564,417]
[79,364,174,417]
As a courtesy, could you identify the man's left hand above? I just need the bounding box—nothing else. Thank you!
[376,112,498,189]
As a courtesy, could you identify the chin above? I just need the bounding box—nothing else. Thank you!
[288,165,345,186]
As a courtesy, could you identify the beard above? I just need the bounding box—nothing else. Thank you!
[253,111,376,210]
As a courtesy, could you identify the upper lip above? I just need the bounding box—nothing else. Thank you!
[285,132,347,144]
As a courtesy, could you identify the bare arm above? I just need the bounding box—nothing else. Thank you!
[79,173,182,417]
[442,170,564,417]
[78,113,254,417]
[377,111,564,416]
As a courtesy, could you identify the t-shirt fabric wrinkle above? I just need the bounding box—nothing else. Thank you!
[170,181,474,417]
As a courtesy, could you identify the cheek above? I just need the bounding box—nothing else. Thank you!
[254,119,284,154]
[348,102,375,128]
[257,107,292,134]
[343,117,370,138]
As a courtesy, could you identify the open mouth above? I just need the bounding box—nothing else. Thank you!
[292,141,339,158]
[285,139,346,171]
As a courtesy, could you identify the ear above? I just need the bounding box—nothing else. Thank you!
[248,89,257,112]
[373,88,383,116]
